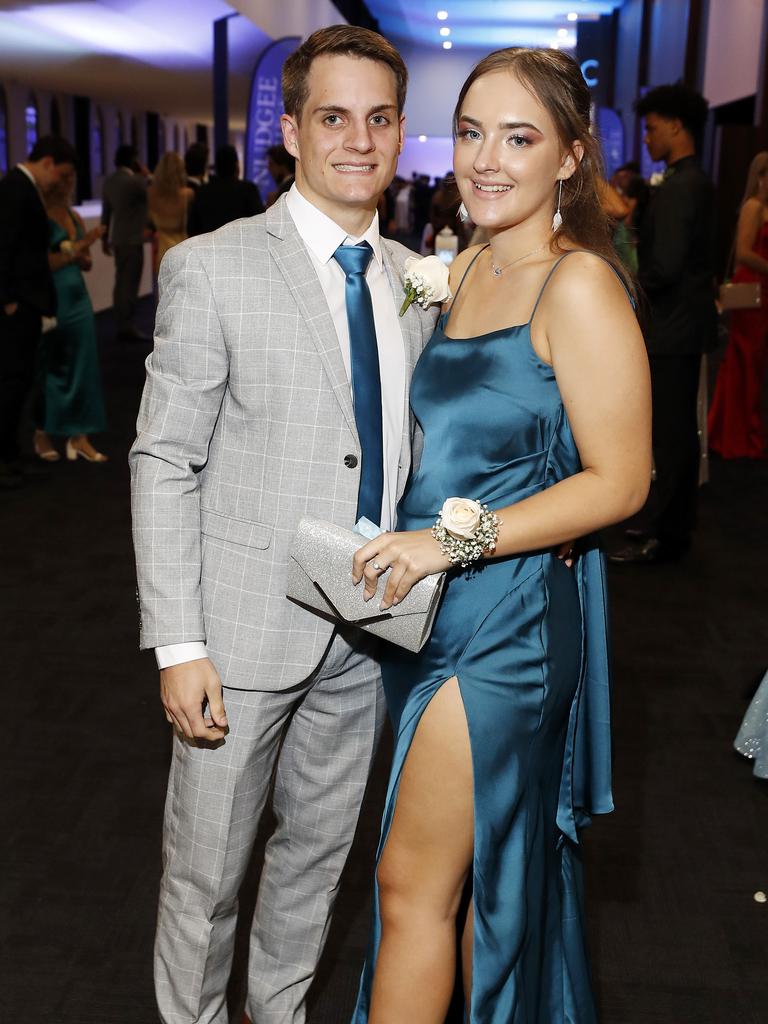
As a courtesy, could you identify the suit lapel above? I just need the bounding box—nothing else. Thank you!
[381,241,426,494]
[266,198,357,438]
[381,241,422,382]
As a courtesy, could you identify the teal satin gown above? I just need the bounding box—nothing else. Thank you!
[353,249,620,1023]
[39,217,106,436]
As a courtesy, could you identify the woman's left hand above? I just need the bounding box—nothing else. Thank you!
[352,529,451,610]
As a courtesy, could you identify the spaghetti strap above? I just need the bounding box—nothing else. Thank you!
[529,249,635,328]
[444,244,490,326]
[528,254,570,327]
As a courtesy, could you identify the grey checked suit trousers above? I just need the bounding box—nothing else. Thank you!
[155,630,385,1024]
[130,198,436,1023]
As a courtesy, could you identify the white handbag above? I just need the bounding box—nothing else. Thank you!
[287,516,446,653]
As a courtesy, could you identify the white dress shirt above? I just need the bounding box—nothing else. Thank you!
[155,185,406,670]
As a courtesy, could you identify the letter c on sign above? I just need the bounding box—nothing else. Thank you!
[581,59,599,88]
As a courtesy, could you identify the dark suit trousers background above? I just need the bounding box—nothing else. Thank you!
[113,244,143,334]
[648,353,702,551]
[0,305,42,461]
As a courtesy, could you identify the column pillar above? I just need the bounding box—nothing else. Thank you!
[214,15,237,153]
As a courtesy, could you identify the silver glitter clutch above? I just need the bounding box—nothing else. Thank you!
[287,516,446,653]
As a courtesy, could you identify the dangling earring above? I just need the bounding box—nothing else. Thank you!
[458,201,470,223]
[551,180,563,232]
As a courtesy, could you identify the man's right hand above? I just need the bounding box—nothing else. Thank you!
[3,302,18,317]
[160,658,228,741]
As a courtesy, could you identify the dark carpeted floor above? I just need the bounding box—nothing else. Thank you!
[1,299,767,1024]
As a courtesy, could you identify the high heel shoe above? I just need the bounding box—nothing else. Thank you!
[34,430,60,462]
[66,436,108,463]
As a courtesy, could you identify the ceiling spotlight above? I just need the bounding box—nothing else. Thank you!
[437,10,448,19]
[440,26,451,36]
[567,12,578,20]
[418,135,428,142]
[443,40,453,49]
[557,28,568,37]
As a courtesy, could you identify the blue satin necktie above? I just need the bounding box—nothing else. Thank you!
[333,242,384,526]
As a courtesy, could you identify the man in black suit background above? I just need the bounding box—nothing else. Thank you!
[614,84,717,563]
[265,143,296,207]
[184,141,209,193]
[186,144,263,236]
[0,135,77,489]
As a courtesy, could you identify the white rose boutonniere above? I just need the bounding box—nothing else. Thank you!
[649,172,665,187]
[400,255,452,317]
[440,497,483,538]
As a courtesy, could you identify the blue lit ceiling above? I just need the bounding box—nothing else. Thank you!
[365,0,625,50]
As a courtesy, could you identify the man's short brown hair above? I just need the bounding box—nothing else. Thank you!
[282,25,407,120]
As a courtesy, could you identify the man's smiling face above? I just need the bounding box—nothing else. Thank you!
[282,53,404,226]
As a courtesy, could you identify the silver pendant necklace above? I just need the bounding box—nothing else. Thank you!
[490,241,548,277]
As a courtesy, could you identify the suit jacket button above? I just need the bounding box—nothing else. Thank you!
[344,454,358,469]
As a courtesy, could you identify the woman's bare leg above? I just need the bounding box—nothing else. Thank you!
[368,677,474,1024]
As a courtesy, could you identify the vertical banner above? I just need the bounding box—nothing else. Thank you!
[244,36,301,195]
[576,15,615,109]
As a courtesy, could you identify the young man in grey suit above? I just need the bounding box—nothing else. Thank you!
[101,143,149,343]
[130,26,438,1024]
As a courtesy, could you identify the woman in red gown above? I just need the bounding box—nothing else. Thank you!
[709,152,768,458]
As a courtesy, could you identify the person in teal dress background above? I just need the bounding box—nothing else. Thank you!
[34,166,108,463]
[351,49,652,1022]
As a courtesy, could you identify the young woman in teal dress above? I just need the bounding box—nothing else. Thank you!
[33,166,108,463]
[351,49,652,1022]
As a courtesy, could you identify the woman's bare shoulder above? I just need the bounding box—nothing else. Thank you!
[740,197,765,224]
[547,249,628,303]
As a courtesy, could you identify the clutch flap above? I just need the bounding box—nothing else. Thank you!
[291,515,438,622]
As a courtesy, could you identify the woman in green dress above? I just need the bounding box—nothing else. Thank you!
[34,167,108,463]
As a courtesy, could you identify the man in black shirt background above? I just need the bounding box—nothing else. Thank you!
[187,144,264,236]
[184,141,209,194]
[614,83,717,563]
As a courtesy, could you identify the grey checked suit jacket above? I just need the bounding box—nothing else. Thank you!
[130,195,437,690]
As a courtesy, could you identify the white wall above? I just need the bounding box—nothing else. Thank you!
[1,77,206,197]
[398,136,454,182]
[399,42,491,137]
[703,0,766,108]
[229,0,345,40]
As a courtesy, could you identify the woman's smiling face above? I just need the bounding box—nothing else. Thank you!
[453,69,574,233]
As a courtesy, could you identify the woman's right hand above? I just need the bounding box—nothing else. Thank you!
[83,225,104,247]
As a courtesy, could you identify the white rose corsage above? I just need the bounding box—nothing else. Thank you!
[432,497,501,568]
[400,255,452,317]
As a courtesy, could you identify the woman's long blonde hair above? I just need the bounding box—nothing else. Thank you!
[453,47,635,299]
[741,151,768,208]
[152,152,186,198]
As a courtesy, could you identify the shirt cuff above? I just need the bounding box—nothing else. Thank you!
[155,641,208,670]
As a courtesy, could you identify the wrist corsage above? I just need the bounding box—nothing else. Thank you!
[432,497,501,568]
